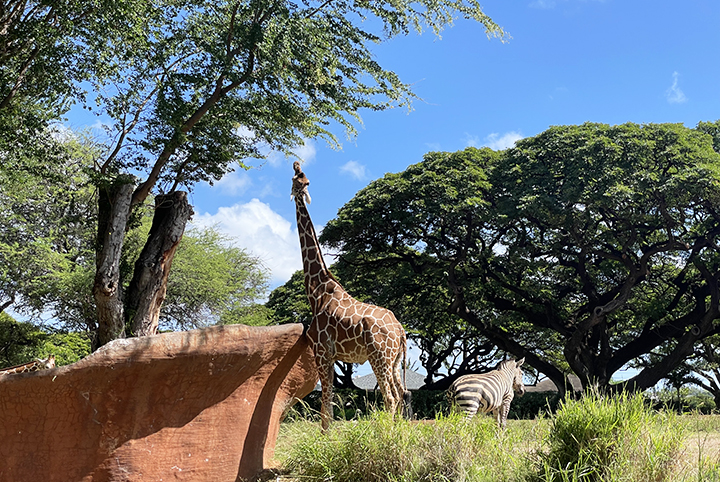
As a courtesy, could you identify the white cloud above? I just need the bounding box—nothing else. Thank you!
[340,160,368,180]
[235,125,256,140]
[214,170,252,196]
[193,199,338,289]
[193,199,302,286]
[91,119,109,132]
[425,142,442,152]
[267,138,317,167]
[666,71,687,104]
[467,131,523,150]
[530,0,557,8]
[293,138,317,164]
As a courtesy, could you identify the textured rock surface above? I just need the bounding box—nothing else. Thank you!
[0,324,317,482]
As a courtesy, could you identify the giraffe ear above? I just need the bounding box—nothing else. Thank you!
[305,191,312,204]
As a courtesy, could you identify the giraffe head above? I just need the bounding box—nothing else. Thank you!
[40,355,56,370]
[291,161,311,204]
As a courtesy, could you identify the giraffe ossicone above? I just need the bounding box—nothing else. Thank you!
[0,355,56,376]
[292,161,408,431]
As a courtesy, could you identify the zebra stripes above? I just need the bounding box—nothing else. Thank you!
[447,358,525,428]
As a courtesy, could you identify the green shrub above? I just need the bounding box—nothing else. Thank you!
[289,388,559,421]
[532,391,683,482]
[0,315,91,368]
[510,392,562,420]
[282,412,534,482]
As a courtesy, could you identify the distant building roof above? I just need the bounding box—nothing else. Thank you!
[525,375,582,393]
[353,369,427,391]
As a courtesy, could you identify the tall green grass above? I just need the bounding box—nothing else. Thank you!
[282,412,536,482]
[531,391,683,482]
[676,413,720,482]
[278,392,695,482]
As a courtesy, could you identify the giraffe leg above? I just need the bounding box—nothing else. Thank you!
[317,359,335,432]
[371,359,397,418]
[391,349,404,416]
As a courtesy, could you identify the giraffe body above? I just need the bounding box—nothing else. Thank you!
[0,355,56,376]
[292,162,407,430]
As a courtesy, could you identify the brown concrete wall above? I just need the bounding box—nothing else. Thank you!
[0,324,318,482]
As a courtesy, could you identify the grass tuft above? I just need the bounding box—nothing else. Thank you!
[282,412,535,482]
[277,395,715,482]
[531,390,683,482]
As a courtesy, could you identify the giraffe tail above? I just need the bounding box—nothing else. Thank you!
[403,335,407,392]
[401,335,413,419]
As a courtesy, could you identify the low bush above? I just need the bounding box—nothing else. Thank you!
[531,391,683,482]
[289,388,560,421]
[282,412,535,482]
[279,392,697,482]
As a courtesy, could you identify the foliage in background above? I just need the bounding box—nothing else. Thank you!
[0,313,90,368]
[321,122,720,395]
[161,226,269,330]
[0,131,99,319]
[290,388,562,422]
[0,144,270,336]
[266,270,312,326]
[676,334,720,409]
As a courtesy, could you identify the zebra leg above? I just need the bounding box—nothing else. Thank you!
[498,400,511,429]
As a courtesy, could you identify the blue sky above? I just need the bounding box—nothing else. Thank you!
[183,0,720,293]
[70,1,720,293]
[59,0,720,380]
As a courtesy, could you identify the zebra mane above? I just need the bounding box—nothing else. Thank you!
[498,358,524,371]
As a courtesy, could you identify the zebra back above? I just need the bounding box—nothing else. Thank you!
[448,359,525,418]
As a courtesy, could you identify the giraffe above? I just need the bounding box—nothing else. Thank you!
[291,161,407,431]
[0,355,56,376]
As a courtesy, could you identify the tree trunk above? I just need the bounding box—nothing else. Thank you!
[126,191,193,337]
[334,361,358,389]
[93,179,134,349]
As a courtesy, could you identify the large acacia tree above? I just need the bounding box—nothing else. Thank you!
[321,122,720,395]
[1,0,505,348]
[86,0,505,347]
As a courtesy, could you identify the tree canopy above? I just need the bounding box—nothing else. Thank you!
[321,121,720,394]
[1,0,504,348]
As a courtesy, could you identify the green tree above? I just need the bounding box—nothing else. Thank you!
[160,226,269,331]
[266,270,312,326]
[0,313,91,368]
[84,0,504,347]
[0,0,160,185]
[683,335,720,409]
[1,0,504,348]
[1,136,270,339]
[0,131,99,318]
[30,210,272,336]
[321,122,720,395]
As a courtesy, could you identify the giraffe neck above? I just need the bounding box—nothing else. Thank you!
[0,356,55,375]
[1,360,41,374]
[294,197,337,298]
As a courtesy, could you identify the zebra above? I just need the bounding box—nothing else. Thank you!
[447,358,525,428]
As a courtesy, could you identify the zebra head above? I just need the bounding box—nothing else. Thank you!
[512,357,525,397]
